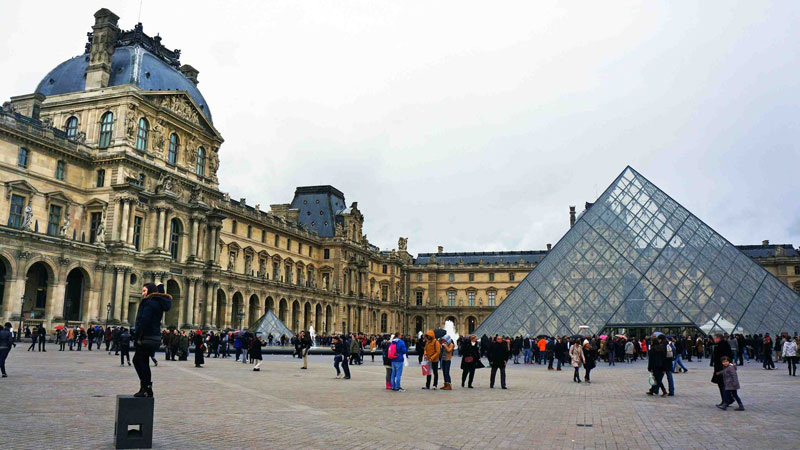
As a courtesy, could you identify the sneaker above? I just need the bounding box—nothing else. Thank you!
[1,374,7,378]
[397,388,405,392]
[421,387,430,390]
[716,404,728,410]
[734,406,745,411]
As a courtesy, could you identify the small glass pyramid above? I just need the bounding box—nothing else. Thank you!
[475,166,800,337]
[249,309,295,339]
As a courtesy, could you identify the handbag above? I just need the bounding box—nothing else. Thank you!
[464,356,475,364]
[139,335,161,353]
[421,360,431,376]
[648,374,656,386]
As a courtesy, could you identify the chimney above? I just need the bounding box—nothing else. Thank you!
[762,240,769,246]
[546,243,552,252]
[569,206,576,228]
[9,93,46,120]
[85,9,120,89]
[437,246,443,254]
[180,64,199,85]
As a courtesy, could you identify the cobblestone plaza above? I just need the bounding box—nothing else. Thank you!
[2,349,799,449]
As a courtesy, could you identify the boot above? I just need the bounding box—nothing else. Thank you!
[133,382,149,398]
[442,382,452,390]
[386,381,392,390]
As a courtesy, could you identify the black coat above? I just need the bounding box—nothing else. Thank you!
[250,339,264,359]
[711,340,733,383]
[460,342,481,370]
[648,342,669,372]
[488,341,509,366]
[134,293,172,340]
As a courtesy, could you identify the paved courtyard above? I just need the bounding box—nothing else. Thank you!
[1,348,799,449]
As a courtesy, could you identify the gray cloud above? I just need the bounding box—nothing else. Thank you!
[2,1,798,254]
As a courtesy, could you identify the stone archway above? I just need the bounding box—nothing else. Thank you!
[231,292,244,329]
[265,296,274,314]
[248,294,259,327]
[291,300,300,332]
[279,298,288,326]
[414,316,424,334]
[63,268,88,322]
[215,289,226,329]
[467,316,477,334]
[314,303,322,333]
[23,261,55,322]
[0,254,11,316]
[325,305,332,334]
[303,301,311,331]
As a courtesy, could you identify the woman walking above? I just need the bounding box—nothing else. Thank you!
[193,330,205,368]
[782,336,797,376]
[440,336,454,390]
[583,340,597,383]
[132,283,171,398]
[570,338,585,383]
[251,336,264,371]
[461,335,481,388]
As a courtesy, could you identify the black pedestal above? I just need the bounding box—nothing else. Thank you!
[114,395,154,449]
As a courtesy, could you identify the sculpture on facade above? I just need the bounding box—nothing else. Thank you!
[125,104,137,140]
[244,254,252,276]
[21,201,33,231]
[258,258,266,278]
[95,217,105,245]
[398,237,408,252]
[189,185,203,203]
[151,119,165,156]
[228,251,235,271]
[59,210,71,238]
[156,173,174,193]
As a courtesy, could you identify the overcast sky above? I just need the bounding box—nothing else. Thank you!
[2,1,799,254]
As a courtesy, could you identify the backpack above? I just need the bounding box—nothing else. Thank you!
[666,342,674,359]
[388,342,398,360]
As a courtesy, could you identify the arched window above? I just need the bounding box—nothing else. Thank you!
[98,112,114,148]
[64,116,78,138]
[168,133,178,165]
[380,313,387,333]
[136,117,149,152]
[169,219,182,260]
[196,146,205,176]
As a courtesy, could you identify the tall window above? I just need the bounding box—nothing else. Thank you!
[89,212,103,243]
[509,272,515,281]
[447,291,456,306]
[468,291,476,307]
[261,230,266,243]
[469,273,474,282]
[449,273,455,282]
[99,112,114,148]
[168,133,178,164]
[416,273,422,282]
[382,264,388,274]
[55,160,66,181]
[298,242,302,254]
[415,291,423,306]
[247,225,252,239]
[381,285,388,301]
[133,216,143,250]
[489,273,495,282]
[274,234,279,246]
[135,118,149,151]
[324,248,330,259]
[488,291,496,307]
[8,194,25,229]
[47,205,62,237]
[380,313,387,333]
[17,148,29,168]
[287,238,291,250]
[96,169,105,187]
[795,266,800,275]
[232,220,238,234]
[169,219,181,260]
[64,116,78,138]
[195,146,205,176]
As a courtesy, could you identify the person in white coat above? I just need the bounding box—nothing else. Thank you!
[782,337,797,376]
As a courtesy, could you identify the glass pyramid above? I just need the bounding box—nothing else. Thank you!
[475,166,800,337]
[249,310,295,339]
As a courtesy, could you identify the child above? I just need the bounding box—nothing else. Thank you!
[716,356,744,411]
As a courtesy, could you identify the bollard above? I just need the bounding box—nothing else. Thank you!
[114,395,154,449]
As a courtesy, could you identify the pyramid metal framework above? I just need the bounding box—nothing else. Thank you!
[249,310,295,339]
[475,166,800,337]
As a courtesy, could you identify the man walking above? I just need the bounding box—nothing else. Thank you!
[389,332,407,391]
[36,325,46,352]
[672,336,688,374]
[299,331,312,369]
[488,335,509,389]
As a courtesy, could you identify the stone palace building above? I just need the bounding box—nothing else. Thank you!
[1,9,798,336]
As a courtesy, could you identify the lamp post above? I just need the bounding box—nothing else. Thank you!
[237,309,244,330]
[17,295,24,342]
[105,302,111,330]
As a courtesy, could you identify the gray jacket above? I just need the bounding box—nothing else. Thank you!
[719,364,740,391]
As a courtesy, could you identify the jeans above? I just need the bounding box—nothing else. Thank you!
[724,389,743,406]
[441,359,452,384]
[334,355,342,376]
[673,355,687,372]
[666,370,674,395]
[512,353,519,364]
[38,338,46,351]
[133,346,154,386]
[608,350,616,365]
[650,370,666,394]
[731,349,738,364]
[342,355,351,378]
[584,366,593,381]
[120,348,130,365]
[426,361,439,388]
[787,356,797,376]
[763,352,775,369]
[0,348,9,375]
[391,360,404,389]
[523,348,532,364]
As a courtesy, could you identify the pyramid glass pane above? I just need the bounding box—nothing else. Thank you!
[475,166,800,337]
[249,310,295,339]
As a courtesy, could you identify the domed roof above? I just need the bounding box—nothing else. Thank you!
[35,25,213,123]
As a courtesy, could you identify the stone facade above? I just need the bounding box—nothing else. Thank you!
[0,9,798,336]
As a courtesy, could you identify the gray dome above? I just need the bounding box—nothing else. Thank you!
[35,45,212,123]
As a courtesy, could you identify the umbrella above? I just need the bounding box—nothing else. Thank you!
[599,334,608,340]
[652,331,664,337]
[615,334,626,339]
[433,329,447,339]
[54,325,65,330]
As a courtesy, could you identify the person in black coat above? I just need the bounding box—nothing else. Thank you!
[0,322,14,377]
[37,325,46,352]
[119,328,131,366]
[461,335,481,388]
[488,335,509,389]
[193,332,205,368]
[647,335,669,396]
[251,336,265,371]
[133,283,171,398]
[710,333,733,405]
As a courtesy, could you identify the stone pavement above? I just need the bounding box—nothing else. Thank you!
[1,348,799,450]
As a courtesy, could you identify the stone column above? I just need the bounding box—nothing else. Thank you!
[100,266,114,319]
[196,223,205,261]
[111,199,122,241]
[204,282,214,328]
[120,269,130,324]
[185,278,196,328]
[126,201,136,245]
[162,210,172,250]
[155,208,165,251]
[189,219,198,259]
[119,200,130,244]
[113,266,125,321]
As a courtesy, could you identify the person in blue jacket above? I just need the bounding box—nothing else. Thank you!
[389,332,408,392]
[133,283,171,398]
[0,322,14,377]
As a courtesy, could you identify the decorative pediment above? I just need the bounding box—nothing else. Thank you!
[84,198,108,209]
[142,92,222,140]
[242,246,255,255]
[258,250,270,259]
[4,179,39,199]
[228,242,241,252]
[44,190,74,205]
[283,257,295,265]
